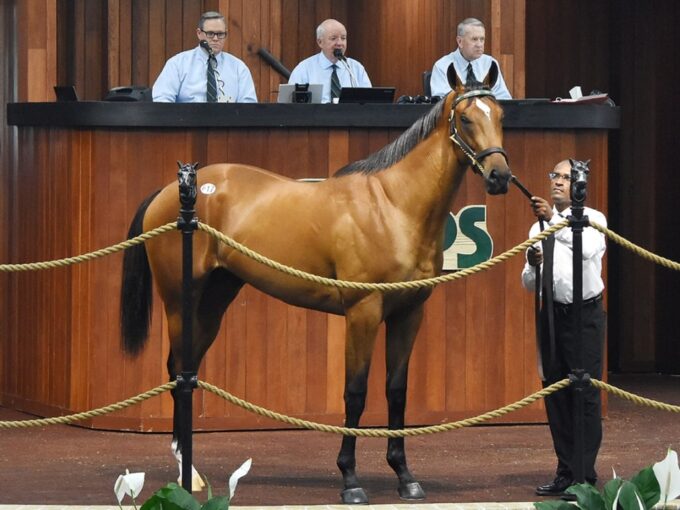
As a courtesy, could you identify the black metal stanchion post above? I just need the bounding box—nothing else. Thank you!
[176,161,198,492]
[568,159,591,485]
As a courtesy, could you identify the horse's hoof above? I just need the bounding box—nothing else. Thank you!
[398,481,426,500]
[341,487,369,504]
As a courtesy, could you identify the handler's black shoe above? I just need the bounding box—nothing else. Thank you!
[535,476,574,496]
[561,479,597,501]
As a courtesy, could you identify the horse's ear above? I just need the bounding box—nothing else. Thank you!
[446,63,465,92]
[483,61,499,90]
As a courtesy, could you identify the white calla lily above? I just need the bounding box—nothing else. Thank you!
[228,458,252,499]
[114,468,145,504]
[653,448,680,505]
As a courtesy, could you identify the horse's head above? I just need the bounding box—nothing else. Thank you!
[445,62,511,195]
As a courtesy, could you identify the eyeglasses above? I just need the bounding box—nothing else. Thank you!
[200,30,227,40]
[548,172,572,182]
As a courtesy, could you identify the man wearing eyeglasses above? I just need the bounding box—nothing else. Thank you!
[152,11,257,103]
[520,159,607,499]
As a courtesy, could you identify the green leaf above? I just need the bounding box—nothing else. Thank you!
[566,482,605,510]
[617,480,646,510]
[533,501,574,510]
[630,466,660,509]
[603,478,624,509]
[139,483,201,510]
[201,495,229,510]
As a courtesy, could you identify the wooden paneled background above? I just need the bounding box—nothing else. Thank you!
[525,0,680,373]
[2,123,609,431]
[17,0,526,103]
[1,0,678,427]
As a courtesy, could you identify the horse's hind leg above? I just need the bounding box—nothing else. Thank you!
[336,294,383,505]
[385,303,426,500]
[167,269,245,491]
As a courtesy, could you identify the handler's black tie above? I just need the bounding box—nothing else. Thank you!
[465,62,477,87]
[207,54,218,103]
[330,64,342,100]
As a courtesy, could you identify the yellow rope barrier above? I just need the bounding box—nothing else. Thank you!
[0,223,176,272]
[197,220,569,291]
[590,221,680,271]
[1,378,676,433]
[0,382,176,429]
[591,379,680,413]
[197,379,571,437]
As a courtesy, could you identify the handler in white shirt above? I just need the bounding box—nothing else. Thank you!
[288,19,371,104]
[152,11,257,103]
[520,159,607,497]
[430,17,511,99]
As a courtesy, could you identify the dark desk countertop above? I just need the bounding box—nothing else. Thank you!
[7,101,620,130]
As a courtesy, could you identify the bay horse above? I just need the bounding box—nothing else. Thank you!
[120,63,510,504]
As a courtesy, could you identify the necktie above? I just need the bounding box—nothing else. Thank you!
[465,62,477,86]
[207,55,218,103]
[330,64,341,100]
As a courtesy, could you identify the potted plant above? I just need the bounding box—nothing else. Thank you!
[115,458,252,510]
[535,449,680,510]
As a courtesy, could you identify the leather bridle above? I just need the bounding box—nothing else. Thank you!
[448,89,508,176]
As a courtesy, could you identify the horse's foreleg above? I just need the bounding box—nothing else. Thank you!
[385,304,426,500]
[336,295,382,505]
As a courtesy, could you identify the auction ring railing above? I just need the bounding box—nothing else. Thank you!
[0,207,678,489]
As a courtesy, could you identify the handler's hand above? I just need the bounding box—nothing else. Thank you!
[530,196,553,221]
[527,246,543,266]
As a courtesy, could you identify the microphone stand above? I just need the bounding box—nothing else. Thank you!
[333,50,357,87]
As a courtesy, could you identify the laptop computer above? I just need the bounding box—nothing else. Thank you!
[338,87,395,104]
[54,85,79,102]
[277,83,323,104]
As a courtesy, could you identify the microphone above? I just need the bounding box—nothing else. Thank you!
[332,48,356,87]
[200,40,213,56]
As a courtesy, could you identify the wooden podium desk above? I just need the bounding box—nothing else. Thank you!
[3,102,619,431]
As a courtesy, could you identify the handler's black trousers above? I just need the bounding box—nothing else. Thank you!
[541,298,605,483]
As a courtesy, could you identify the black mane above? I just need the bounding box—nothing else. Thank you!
[333,99,447,177]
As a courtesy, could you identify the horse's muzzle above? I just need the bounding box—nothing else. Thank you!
[485,167,511,195]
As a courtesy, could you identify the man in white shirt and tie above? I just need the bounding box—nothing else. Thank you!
[521,159,607,499]
[152,11,257,103]
[430,17,511,99]
[288,19,372,104]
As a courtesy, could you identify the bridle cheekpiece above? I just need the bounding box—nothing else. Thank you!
[448,89,508,176]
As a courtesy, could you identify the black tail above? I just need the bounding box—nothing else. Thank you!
[120,189,162,356]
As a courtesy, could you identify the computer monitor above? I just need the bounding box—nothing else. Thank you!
[338,87,395,104]
[54,85,79,102]
[277,83,323,104]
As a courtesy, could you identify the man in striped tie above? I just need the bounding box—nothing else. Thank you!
[429,18,512,100]
[152,11,257,103]
[288,19,372,104]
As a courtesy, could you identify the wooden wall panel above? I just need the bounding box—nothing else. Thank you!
[525,0,680,373]
[3,121,610,430]
[46,0,524,102]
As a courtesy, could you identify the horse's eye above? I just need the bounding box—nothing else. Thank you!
[460,115,471,125]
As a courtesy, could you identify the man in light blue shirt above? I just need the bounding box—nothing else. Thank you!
[288,19,371,104]
[430,18,511,100]
[153,11,257,103]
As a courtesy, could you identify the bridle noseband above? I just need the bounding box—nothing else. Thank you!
[448,89,508,176]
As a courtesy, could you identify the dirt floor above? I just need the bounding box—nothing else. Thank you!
[0,373,678,506]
